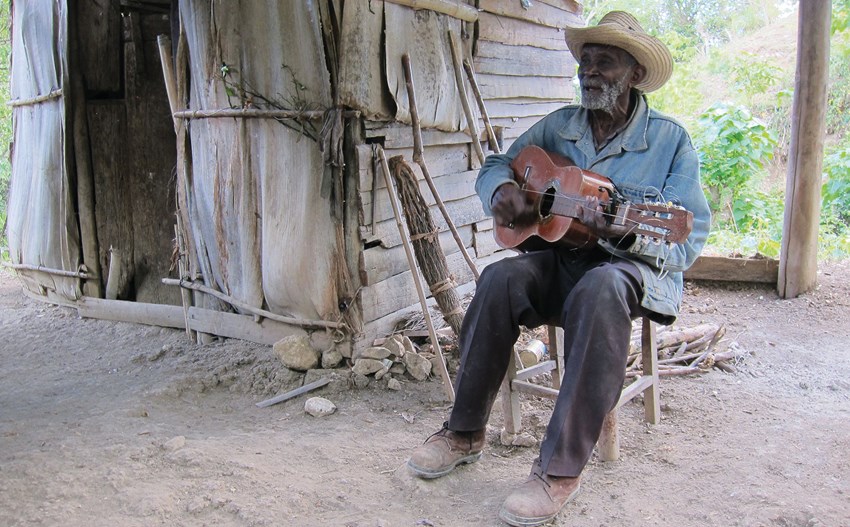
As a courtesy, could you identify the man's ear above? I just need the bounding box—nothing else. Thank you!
[631,64,648,88]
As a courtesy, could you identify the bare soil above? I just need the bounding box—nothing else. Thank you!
[1,261,849,527]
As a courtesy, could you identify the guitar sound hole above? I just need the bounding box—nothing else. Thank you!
[539,186,556,218]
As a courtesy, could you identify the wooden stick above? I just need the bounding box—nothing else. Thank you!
[255,378,331,408]
[158,36,197,341]
[172,109,359,120]
[447,31,485,166]
[626,366,704,378]
[401,54,479,281]
[377,145,455,401]
[161,278,345,331]
[462,58,501,155]
[6,88,63,107]
[383,0,479,22]
[2,261,95,280]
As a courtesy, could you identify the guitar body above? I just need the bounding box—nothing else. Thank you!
[494,145,615,251]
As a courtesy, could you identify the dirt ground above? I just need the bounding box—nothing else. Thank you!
[1,260,849,527]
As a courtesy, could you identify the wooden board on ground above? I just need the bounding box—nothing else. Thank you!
[684,256,780,283]
[77,297,186,328]
[187,307,306,345]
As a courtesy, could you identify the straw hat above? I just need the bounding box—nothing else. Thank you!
[564,11,673,93]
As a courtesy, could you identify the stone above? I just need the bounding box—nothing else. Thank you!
[353,373,370,389]
[387,378,402,391]
[352,358,384,376]
[382,335,406,358]
[354,346,392,361]
[402,336,417,356]
[389,363,406,375]
[163,435,186,452]
[402,352,432,381]
[273,335,319,372]
[304,397,337,417]
[499,429,536,447]
[321,347,343,369]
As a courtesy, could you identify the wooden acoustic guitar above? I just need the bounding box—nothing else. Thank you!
[493,145,694,251]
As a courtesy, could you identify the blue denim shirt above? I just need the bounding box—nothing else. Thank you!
[476,94,711,323]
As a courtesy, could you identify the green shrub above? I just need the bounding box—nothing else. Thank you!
[822,144,850,227]
[693,102,778,215]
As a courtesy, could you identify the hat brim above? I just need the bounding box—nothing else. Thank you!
[564,25,673,93]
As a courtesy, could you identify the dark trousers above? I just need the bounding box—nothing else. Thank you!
[447,247,647,477]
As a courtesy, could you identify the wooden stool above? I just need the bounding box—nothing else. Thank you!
[500,317,660,461]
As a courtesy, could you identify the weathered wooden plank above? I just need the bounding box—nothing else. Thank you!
[474,218,494,231]
[187,307,305,345]
[358,143,471,191]
[88,101,133,297]
[478,0,582,29]
[77,297,186,328]
[365,121,473,148]
[361,247,483,323]
[78,0,122,94]
[684,256,780,284]
[362,226,474,286]
[477,73,573,100]
[475,41,575,78]
[478,12,569,51]
[482,99,568,119]
[473,226,503,258]
[361,194,487,247]
[124,25,179,305]
[361,169,478,225]
[484,115,549,143]
[358,251,512,346]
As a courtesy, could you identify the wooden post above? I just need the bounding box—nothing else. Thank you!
[69,6,103,298]
[779,1,831,298]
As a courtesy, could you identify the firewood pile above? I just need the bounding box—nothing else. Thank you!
[626,322,746,377]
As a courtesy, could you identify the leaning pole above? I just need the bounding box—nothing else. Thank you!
[779,0,831,298]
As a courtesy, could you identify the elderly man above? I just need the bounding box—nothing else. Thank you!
[406,11,711,527]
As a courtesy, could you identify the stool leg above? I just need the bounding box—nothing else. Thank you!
[501,349,522,435]
[598,409,619,461]
[642,317,661,424]
[548,325,565,390]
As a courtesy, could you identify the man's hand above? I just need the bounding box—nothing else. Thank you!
[575,195,635,245]
[491,184,536,228]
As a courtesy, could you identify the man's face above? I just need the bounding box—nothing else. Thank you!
[577,44,637,113]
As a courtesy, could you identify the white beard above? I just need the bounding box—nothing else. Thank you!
[580,71,631,114]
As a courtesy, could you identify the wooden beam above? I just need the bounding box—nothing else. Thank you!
[186,307,305,346]
[76,297,186,328]
[779,0,831,298]
[383,0,479,22]
[684,256,779,283]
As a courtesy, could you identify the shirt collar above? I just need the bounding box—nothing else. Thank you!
[558,91,650,153]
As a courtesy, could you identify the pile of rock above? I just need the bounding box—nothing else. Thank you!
[351,334,434,390]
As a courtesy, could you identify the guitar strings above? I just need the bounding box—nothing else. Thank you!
[520,187,678,231]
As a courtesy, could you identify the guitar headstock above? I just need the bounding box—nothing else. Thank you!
[616,202,694,245]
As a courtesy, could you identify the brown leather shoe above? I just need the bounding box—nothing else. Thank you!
[498,461,581,526]
[407,422,485,479]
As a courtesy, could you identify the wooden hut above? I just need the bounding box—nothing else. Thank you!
[7,0,582,358]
